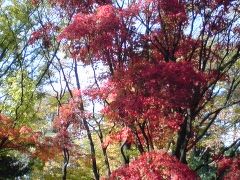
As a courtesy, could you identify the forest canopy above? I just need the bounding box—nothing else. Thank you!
[0,0,239,179]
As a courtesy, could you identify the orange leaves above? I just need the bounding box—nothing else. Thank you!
[0,114,12,125]
[109,151,197,180]
[0,114,62,162]
[30,136,61,162]
[0,114,38,151]
[30,0,40,6]
[54,102,77,129]
[19,126,33,135]
[102,127,134,148]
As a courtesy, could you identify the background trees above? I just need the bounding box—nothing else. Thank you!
[0,0,239,179]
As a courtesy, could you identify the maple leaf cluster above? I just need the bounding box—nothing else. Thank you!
[217,156,240,180]
[57,5,138,66]
[48,0,112,14]
[28,23,56,48]
[53,96,81,149]
[0,114,39,151]
[95,60,207,148]
[109,151,197,180]
[32,0,240,178]
[58,5,119,41]
[53,90,92,149]
[0,114,61,162]
[102,127,134,148]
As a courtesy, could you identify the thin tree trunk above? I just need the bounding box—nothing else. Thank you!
[73,59,99,180]
[82,118,99,180]
[62,148,69,180]
[174,116,190,164]
[121,141,130,164]
[97,125,111,176]
[102,147,111,176]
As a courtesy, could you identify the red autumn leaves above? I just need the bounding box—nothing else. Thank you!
[26,0,240,178]
[0,114,59,161]
[109,151,197,180]
[102,61,206,130]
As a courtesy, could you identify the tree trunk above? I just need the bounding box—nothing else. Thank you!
[82,118,99,180]
[62,148,69,180]
[121,142,130,164]
[174,116,190,164]
[74,59,99,180]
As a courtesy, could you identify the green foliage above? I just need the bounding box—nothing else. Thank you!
[0,0,33,52]
[188,150,217,180]
[0,70,40,125]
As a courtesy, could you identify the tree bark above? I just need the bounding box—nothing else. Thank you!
[174,116,190,164]
[62,148,69,180]
[74,59,99,180]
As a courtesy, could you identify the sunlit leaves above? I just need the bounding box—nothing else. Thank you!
[15,0,240,178]
[109,151,197,180]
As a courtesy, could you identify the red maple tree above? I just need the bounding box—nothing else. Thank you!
[29,0,240,179]
[0,114,60,162]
